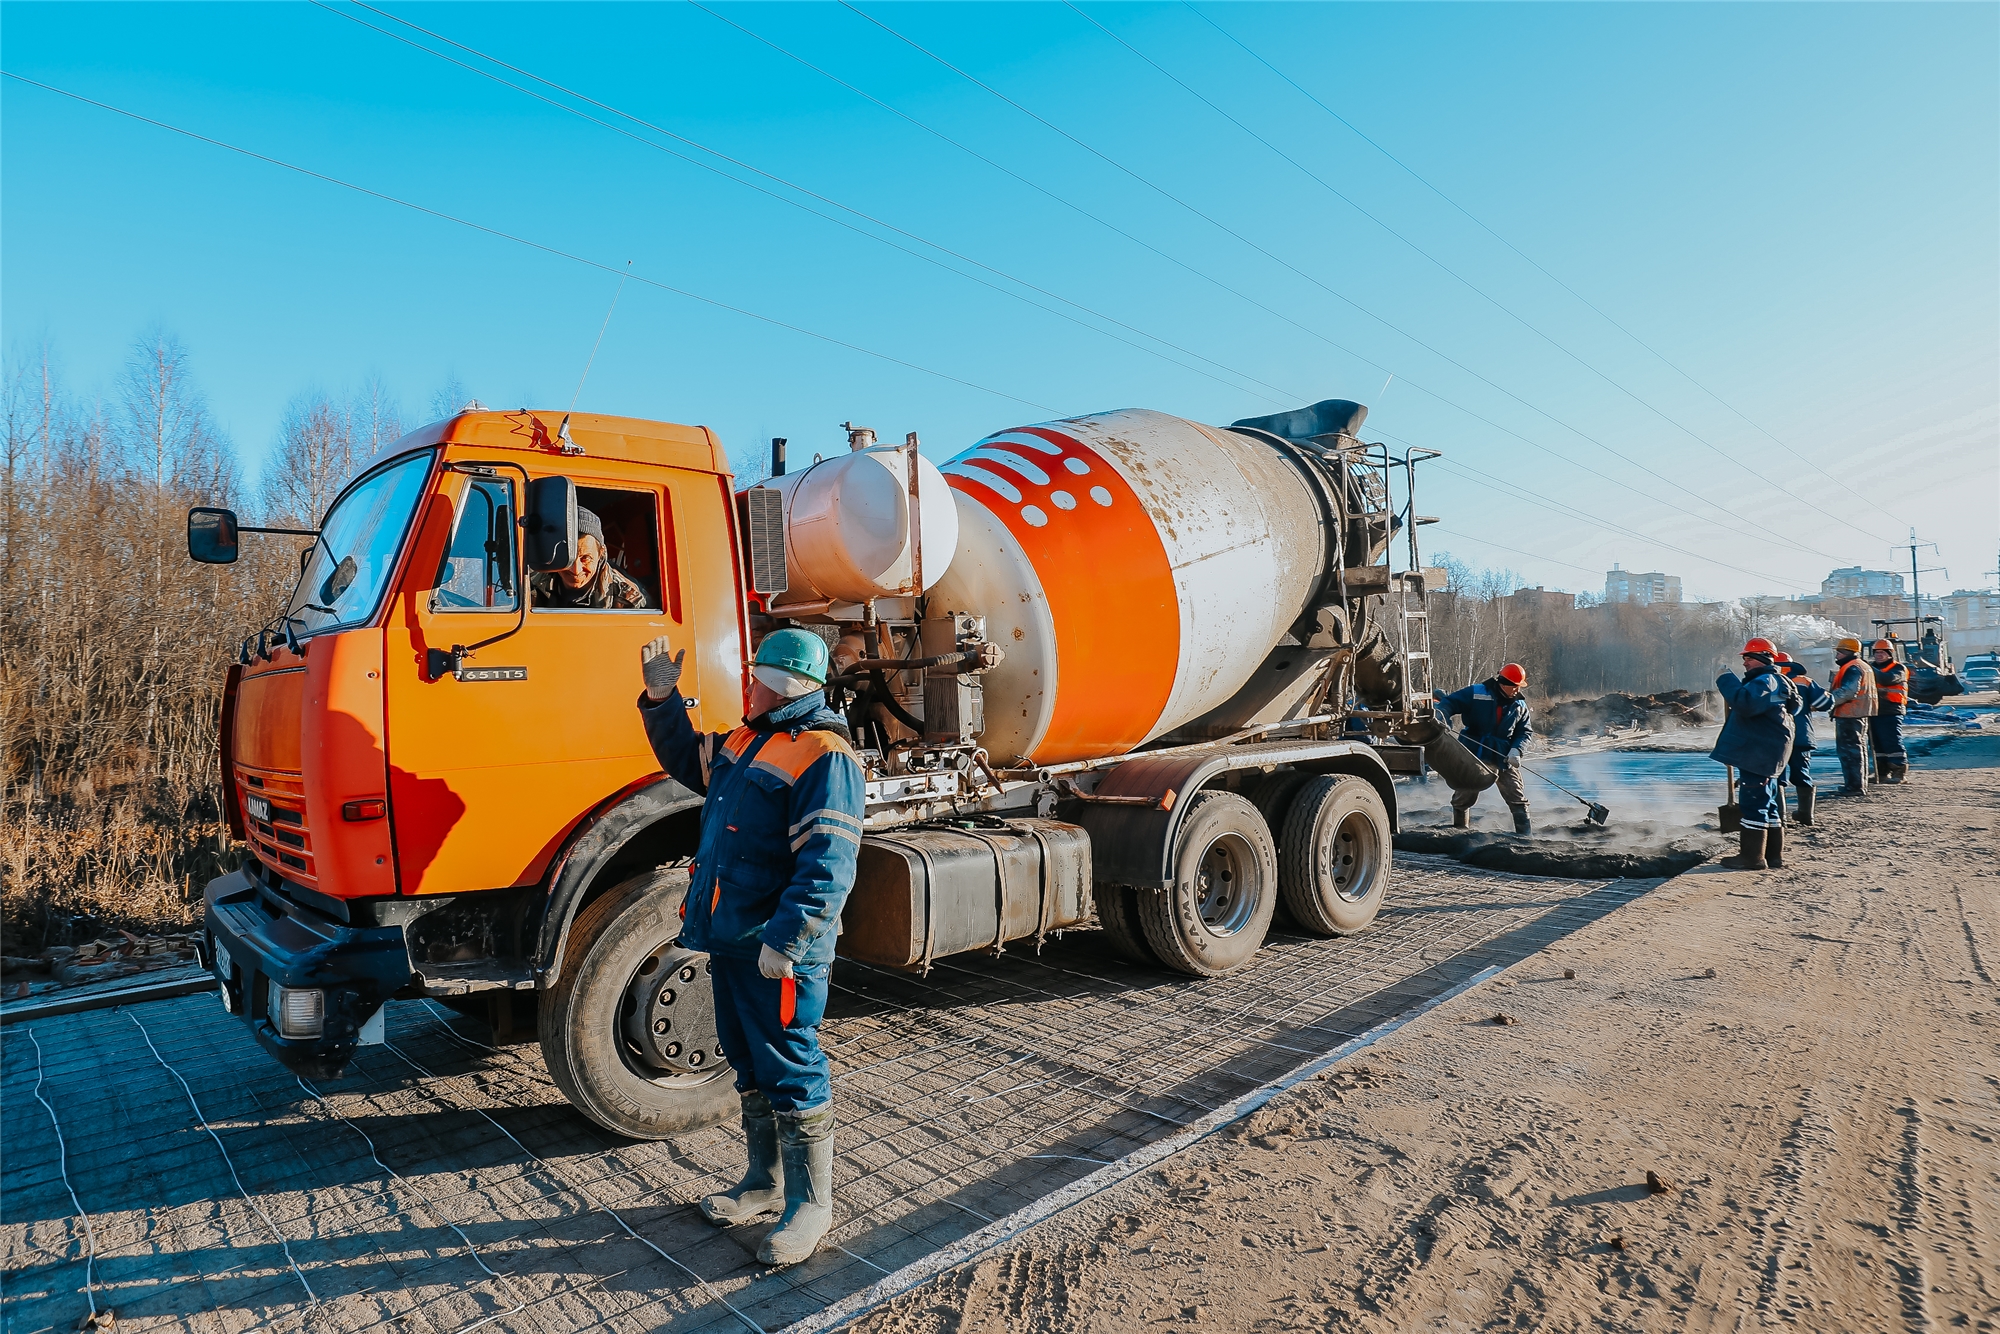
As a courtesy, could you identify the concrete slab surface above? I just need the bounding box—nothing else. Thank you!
[2,855,1656,1334]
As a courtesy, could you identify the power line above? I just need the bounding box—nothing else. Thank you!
[836,2,1851,567]
[1183,0,1910,532]
[1,71,1059,415]
[1066,1,1897,548]
[311,0,1297,409]
[700,0,1885,570]
[1418,448,1815,590]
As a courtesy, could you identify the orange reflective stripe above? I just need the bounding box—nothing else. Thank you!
[749,729,856,784]
[711,882,721,912]
[779,975,797,1026]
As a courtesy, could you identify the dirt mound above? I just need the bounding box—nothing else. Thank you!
[1395,825,1717,879]
[1543,689,1713,737]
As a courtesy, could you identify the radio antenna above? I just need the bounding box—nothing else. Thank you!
[569,260,631,412]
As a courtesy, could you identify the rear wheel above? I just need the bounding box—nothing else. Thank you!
[539,868,738,1139]
[1092,882,1159,965]
[1278,775,1391,936]
[1245,770,1314,928]
[1138,792,1278,977]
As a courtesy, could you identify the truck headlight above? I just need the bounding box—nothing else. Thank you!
[270,983,325,1039]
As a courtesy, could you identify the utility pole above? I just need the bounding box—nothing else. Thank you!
[1892,528,1949,664]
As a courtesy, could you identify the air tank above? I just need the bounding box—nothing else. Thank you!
[930,409,1328,766]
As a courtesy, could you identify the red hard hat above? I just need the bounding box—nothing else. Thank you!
[1872,638,1895,653]
[1742,637,1776,656]
[1498,663,1527,686]
[1772,651,1792,663]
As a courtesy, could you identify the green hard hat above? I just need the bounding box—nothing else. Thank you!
[754,627,830,685]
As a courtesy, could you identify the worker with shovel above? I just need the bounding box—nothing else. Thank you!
[1438,662,1535,835]
[1712,637,1798,870]
[1773,652,1829,826]
[1824,636,1877,797]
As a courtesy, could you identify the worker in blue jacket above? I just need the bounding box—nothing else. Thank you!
[1773,653,1829,826]
[1437,663,1535,835]
[1711,637,1798,872]
[636,627,863,1267]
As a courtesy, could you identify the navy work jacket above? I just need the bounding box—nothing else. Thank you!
[640,690,865,966]
[1438,680,1532,766]
[1778,663,1830,750]
[1711,665,1798,778]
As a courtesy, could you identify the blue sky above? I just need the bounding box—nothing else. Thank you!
[5,1,1995,601]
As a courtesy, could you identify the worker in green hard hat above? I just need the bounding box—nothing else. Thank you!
[634,626,862,1266]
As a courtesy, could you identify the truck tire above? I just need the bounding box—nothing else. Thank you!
[1278,774,1391,936]
[1245,770,1314,930]
[1138,791,1278,977]
[539,867,738,1140]
[1093,883,1159,965]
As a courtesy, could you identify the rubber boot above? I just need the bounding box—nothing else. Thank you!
[1510,806,1531,837]
[759,1104,836,1266]
[1795,788,1815,827]
[1719,828,1767,871]
[1888,763,1908,785]
[701,1090,785,1225]
[1451,805,1470,829]
[1765,823,1784,870]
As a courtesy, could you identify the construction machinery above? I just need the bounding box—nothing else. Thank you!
[187,396,1448,1137]
[1869,616,1965,704]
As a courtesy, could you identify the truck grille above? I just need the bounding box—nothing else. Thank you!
[237,768,315,882]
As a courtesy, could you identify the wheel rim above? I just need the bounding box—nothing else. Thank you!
[1193,832,1260,936]
[1329,809,1382,903]
[618,944,730,1085]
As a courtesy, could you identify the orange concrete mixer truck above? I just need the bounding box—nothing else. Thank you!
[188,397,1446,1136]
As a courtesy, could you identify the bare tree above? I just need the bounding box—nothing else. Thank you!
[262,392,357,527]
[428,374,471,422]
[353,373,405,458]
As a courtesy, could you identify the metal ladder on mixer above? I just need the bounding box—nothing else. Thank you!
[1393,448,1442,722]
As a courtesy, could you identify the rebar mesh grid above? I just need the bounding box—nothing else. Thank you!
[2,856,1656,1334]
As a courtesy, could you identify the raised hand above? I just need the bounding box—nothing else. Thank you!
[640,635,687,702]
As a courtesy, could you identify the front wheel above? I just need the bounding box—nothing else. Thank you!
[1278,774,1391,935]
[539,868,738,1139]
[1138,792,1279,977]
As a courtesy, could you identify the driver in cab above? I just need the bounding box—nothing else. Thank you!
[529,507,650,609]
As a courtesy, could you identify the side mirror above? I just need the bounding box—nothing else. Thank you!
[524,475,577,572]
[188,507,240,564]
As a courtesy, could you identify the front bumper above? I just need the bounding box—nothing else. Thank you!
[203,867,415,1079]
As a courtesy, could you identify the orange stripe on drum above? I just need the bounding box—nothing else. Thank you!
[946,425,1178,763]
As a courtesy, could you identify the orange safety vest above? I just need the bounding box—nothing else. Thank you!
[1829,658,1877,718]
[1874,660,1909,709]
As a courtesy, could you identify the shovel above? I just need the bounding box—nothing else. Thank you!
[1517,762,1612,826]
[1718,705,1741,831]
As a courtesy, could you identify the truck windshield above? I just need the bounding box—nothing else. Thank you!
[285,450,434,638]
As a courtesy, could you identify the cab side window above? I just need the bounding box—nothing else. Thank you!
[432,478,518,612]
[528,485,664,612]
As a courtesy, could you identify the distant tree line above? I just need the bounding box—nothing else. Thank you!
[0,330,465,950]
[1425,554,1751,701]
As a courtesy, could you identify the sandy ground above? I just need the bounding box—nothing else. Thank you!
[852,741,1999,1333]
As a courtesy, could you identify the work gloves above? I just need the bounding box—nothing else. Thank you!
[640,635,686,702]
[758,943,795,980]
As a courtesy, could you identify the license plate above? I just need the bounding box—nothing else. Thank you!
[246,794,270,823]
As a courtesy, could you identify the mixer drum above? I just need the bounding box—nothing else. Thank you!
[932,409,1326,765]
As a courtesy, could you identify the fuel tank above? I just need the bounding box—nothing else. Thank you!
[931,409,1327,765]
